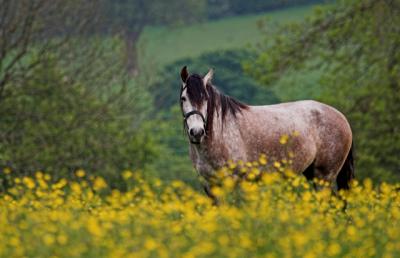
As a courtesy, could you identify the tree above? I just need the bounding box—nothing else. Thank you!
[0,0,158,183]
[0,0,103,103]
[103,0,207,75]
[247,0,400,181]
[0,57,157,183]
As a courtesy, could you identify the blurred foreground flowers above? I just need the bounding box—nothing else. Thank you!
[0,165,400,258]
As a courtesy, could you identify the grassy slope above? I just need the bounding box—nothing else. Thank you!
[138,6,314,70]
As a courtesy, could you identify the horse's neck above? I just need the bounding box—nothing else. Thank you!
[212,109,242,142]
[194,107,243,165]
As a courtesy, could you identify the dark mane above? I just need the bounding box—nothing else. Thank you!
[185,74,208,109]
[184,74,249,139]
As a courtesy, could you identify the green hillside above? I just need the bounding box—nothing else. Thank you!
[138,5,314,70]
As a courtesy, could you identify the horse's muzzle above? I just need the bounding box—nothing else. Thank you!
[189,127,205,144]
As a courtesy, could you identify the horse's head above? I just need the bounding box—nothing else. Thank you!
[179,66,213,144]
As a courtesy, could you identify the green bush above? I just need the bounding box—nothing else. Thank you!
[0,58,158,186]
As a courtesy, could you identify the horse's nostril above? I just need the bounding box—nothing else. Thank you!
[189,128,205,138]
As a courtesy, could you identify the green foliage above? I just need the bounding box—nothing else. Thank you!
[151,49,279,110]
[0,57,157,185]
[104,0,207,29]
[144,106,201,189]
[103,0,322,27]
[247,0,400,182]
[206,0,325,19]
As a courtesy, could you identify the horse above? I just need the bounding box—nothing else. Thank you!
[179,66,354,197]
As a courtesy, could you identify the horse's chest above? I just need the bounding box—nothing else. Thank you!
[190,143,230,178]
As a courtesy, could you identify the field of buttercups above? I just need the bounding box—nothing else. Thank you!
[1,161,400,258]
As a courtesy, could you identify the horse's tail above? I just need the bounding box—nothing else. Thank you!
[336,141,355,190]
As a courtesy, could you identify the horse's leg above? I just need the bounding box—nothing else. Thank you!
[312,165,338,190]
[302,161,335,190]
[312,162,351,211]
[313,153,350,190]
[302,162,319,189]
[300,159,334,190]
[203,183,219,206]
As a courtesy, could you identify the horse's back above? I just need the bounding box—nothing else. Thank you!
[250,100,351,136]
[242,100,352,177]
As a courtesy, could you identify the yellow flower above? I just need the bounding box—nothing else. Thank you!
[228,160,237,170]
[304,252,316,258]
[144,238,157,251]
[43,234,55,246]
[292,232,307,248]
[239,234,252,249]
[211,186,224,197]
[75,169,86,178]
[347,226,357,237]
[247,172,256,180]
[35,171,43,179]
[37,179,48,189]
[259,154,268,165]
[22,176,35,189]
[171,180,184,188]
[53,178,68,189]
[57,234,68,245]
[363,178,373,190]
[122,170,133,180]
[1,165,400,258]
[93,177,107,191]
[327,243,341,256]
[222,177,235,189]
[3,167,12,174]
[292,177,300,187]
[218,235,229,245]
[262,173,278,184]
[302,191,312,202]
[273,161,281,168]
[70,182,82,195]
[279,134,289,144]
[284,169,296,178]
[44,173,51,181]
[87,217,103,237]
[279,211,289,222]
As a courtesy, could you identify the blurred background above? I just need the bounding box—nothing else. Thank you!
[0,0,399,189]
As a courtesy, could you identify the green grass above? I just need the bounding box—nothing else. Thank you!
[138,5,314,70]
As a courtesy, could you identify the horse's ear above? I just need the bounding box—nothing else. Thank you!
[181,66,189,83]
[203,68,213,87]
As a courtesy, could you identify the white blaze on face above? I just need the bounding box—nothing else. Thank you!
[179,68,213,142]
[181,86,207,133]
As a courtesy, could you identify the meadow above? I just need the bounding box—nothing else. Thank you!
[1,1,399,257]
[1,161,400,258]
[138,6,313,70]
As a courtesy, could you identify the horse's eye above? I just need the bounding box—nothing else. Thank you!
[181,96,186,102]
